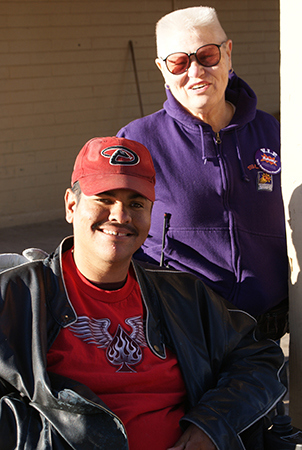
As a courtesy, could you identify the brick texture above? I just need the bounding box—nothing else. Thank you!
[0,0,280,228]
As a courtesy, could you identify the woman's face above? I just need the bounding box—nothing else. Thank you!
[156,29,232,121]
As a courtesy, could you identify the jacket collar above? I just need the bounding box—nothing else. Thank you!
[44,236,77,331]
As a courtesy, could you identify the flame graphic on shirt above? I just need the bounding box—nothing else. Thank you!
[70,315,147,372]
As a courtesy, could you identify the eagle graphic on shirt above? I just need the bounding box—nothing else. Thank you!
[69,315,147,372]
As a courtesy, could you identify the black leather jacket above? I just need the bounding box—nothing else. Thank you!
[0,237,286,449]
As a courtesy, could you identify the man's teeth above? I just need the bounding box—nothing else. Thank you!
[192,83,207,90]
[102,229,128,236]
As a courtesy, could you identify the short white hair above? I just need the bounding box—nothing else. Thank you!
[156,6,227,57]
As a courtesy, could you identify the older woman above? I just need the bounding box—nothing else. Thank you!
[117,6,288,338]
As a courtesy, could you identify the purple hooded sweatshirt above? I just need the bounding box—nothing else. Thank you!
[117,72,288,316]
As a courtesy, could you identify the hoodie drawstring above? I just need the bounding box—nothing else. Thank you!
[234,129,250,182]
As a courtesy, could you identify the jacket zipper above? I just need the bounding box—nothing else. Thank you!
[215,131,222,144]
[214,130,240,298]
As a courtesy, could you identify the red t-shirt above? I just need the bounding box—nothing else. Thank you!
[47,249,187,450]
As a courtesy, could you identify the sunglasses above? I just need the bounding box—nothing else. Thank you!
[161,42,226,75]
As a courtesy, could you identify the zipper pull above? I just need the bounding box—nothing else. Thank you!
[215,132,222,144]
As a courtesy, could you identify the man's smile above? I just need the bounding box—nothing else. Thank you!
[101,228,131,237]
[92,222,138,237]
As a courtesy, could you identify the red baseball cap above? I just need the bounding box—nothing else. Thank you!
[71,137,156,202]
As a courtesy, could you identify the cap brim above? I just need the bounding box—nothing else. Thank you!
[78,174,155,202]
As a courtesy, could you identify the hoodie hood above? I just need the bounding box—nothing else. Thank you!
[226,71,257,126]
[163,71,257,130]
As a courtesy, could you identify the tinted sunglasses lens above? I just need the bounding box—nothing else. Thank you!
[165,53,189,74]
[196,45,221,67]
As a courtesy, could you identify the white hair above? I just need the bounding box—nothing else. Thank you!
[156,6,227,57]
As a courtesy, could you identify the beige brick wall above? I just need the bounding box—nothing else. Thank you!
[0,0,280,228]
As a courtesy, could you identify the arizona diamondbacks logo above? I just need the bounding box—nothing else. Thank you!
[101,146,140,166]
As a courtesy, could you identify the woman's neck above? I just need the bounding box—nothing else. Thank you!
[191,100,235,133]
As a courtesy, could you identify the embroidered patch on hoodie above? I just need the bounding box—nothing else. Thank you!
[257,171,273,191]
[255,148,281,174]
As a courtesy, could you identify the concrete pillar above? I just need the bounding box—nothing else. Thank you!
[280,0,302,427]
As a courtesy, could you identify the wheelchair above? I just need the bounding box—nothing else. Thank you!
[264,400,302,449]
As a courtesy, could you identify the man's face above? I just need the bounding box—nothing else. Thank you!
[65,188,152,282]
[156,28,232,120]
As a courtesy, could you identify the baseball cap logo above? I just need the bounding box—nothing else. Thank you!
[101,146,140,166]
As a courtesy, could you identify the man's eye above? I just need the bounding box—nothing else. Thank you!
[96,198,112,204]
[131,202,143,208]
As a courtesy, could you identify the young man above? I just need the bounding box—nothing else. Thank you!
[0,137,286,450]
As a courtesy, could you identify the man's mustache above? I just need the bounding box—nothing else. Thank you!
[92,222,138,235]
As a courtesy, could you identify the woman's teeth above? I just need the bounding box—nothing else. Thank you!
[192,83,207,90]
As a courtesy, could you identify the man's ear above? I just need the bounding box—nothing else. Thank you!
[65,188,76,224]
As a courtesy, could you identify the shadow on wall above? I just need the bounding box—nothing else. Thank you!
[287,183,302,425]
[288,184,302,286]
